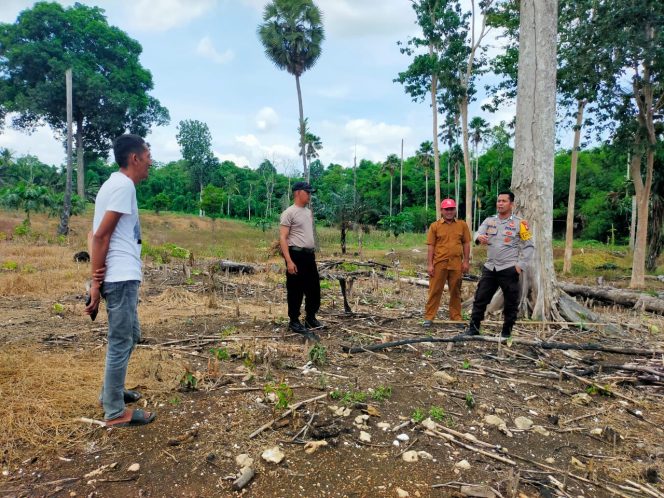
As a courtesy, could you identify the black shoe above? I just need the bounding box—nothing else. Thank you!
[304,316,323,329]
[501,326,512,338]
[289,321,308,334]
[463,323,480,336]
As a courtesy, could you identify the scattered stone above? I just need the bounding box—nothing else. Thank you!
[433,371,456,384]
[396,433,410,442]
[417,451,434,460]
[377,422,391,431]
[235,454,253,468]
[402,451,419,462]
[127,463,140,472]
[304,440,328,454]
[354,414,370,429]
[261,446,285,464]
[590,428,603,436]
[393,440,400,447]
[514,416,533,430]
[455,459,471,470]
[359,431,372,443]
[396,487,410,498]
[571,457,586,470]
[421,418,436,431]
[545,457,555,464]
[572,393,593,405]
[494,408,507,415]
[460,484,496,498]
[329,405,352,417]
[532,425,550,436]
[484,415,506,427]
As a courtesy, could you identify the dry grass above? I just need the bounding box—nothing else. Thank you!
[0,346,183,466]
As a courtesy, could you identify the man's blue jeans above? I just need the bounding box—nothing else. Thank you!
[100,280,141,420]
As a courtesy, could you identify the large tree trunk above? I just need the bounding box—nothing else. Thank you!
[560,282,664,315]
[425,171,429,225]
[562,99,586,274]
[511,0,560,320]
[431,69,441,220]
[646,195,664,272]
[630,149,653,288]
[295,74,308,182]
[76,115,84,199]
[460,97,473,227]
[57,69,73,237]
[389,175,393,217]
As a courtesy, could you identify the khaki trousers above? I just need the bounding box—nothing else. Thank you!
[424,263,463,321]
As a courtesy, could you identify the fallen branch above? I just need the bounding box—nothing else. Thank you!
[341,334,662,356]
[560,282,664,315]
[248,393,327,439]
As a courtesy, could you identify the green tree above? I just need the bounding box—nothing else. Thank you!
[416,141,434,219]
[176,119,215,216]
[0,2,169,199]
[0,182,54,224]
[298,118,323,164]
[469,116,489,231]
[258,0,324,182]
[381,154,400,217]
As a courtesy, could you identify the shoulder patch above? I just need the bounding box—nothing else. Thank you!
[519,220,532,241]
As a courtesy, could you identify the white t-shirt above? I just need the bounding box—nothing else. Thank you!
[93,171,142,282]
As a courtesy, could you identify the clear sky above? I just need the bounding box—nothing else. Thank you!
[0,0,515,174]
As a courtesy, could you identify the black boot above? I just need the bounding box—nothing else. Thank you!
[289,320,308,334]
[501,324,513,338]
[463,322,480,336]
[305,316,323,329]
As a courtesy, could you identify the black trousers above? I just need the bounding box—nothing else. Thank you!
[286,249,320,322]
[470,266,520,331]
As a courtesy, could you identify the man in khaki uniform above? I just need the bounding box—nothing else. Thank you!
[465,191,534,337]
[423,199,471,327]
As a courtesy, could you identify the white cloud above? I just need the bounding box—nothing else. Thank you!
[344,119,410,145]
[255,107,279,131]
[234,134,298,167]
[214,151,251,168]
[196,36,234,64]
[0,119,65,167]
[128,0,218,32]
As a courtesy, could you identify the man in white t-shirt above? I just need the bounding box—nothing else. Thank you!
[279,182,322,339]
[85,134,156,427]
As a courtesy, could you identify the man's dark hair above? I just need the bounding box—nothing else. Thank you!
[113,134,147,168]
[498,190,515,202]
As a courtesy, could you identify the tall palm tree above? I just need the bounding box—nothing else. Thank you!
[469,116,489,231]
[298,117,323,163]
[258,0,324,183]
[416,141,434,218]
[381,154,400,217]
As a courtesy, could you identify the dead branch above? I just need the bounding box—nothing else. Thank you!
[248,393,327,439]
[341,334,663,356]
[560,282,664,315]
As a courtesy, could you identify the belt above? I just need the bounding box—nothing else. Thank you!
[289,246,315,254]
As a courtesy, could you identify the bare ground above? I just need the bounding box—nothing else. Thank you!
[1,252,664,498]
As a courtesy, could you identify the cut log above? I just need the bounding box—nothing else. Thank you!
[212,260,257,274]
[560,282,664,315]
[341,334,662,356]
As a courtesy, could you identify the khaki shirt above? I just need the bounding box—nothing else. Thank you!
[475,214,534,271]
[280,205,315,249]
[426,218,471,270]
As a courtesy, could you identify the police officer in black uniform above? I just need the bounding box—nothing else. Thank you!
[465,191,534,337]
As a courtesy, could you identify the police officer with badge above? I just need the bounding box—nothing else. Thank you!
[464,191,534,338]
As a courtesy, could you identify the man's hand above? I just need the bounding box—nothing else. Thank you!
[462,261,470,273]
[477,234,490,245]
[85,283,101,319]
[427,264,434,277]
[286,261,298,275]
[515,265,522,274]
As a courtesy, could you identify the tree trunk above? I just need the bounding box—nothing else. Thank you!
[389,175,393,217]
[341,223,347,255]
[562,99,586,274]
[199,182,204,217]
[511,0,560,320]
[630,149,653,288]
[425,170,429,226]
[646,195,663,272]
[57,69,73,237]
[400,139,404,213]
[76,115,84,199]
[629,195,637,252]
[295,74,308,182]
[560,282,664,315]
[431,69,441,220]
[460,97,473,227]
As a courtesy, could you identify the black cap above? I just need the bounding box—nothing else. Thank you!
[292,181,316,193]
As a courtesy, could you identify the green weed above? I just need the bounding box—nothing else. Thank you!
[308,344,328,366]
[264,382,293,410]
[209,347,230,361]
[370,386,392,401]
[465,391,475,409]
[411,408,425,423]
[429,406,445,422]
[1,260,18,271]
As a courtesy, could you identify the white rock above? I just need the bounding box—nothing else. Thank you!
[494,408,507,415]
[484,415,506,427]
[359,431,372,443]
[590,428,603,436]
[532,425,550,436]
[572,393,593,405]
[235,454,253,468]
[402,451,419,462]
[127,463,140,472]
[514,416,533,430]
[396,433,410,442]
[396,487,410,498]
[417,451,434,460]
[303,440,328,454]
[455,459,471,470]
[261,446,285,464]
[421,418,437,430]
[393,440,400,447]
[460,484,496,497]
[545,457,555,464]
[377,422,391,431]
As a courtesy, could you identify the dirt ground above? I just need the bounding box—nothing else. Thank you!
[2,241,664,498]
